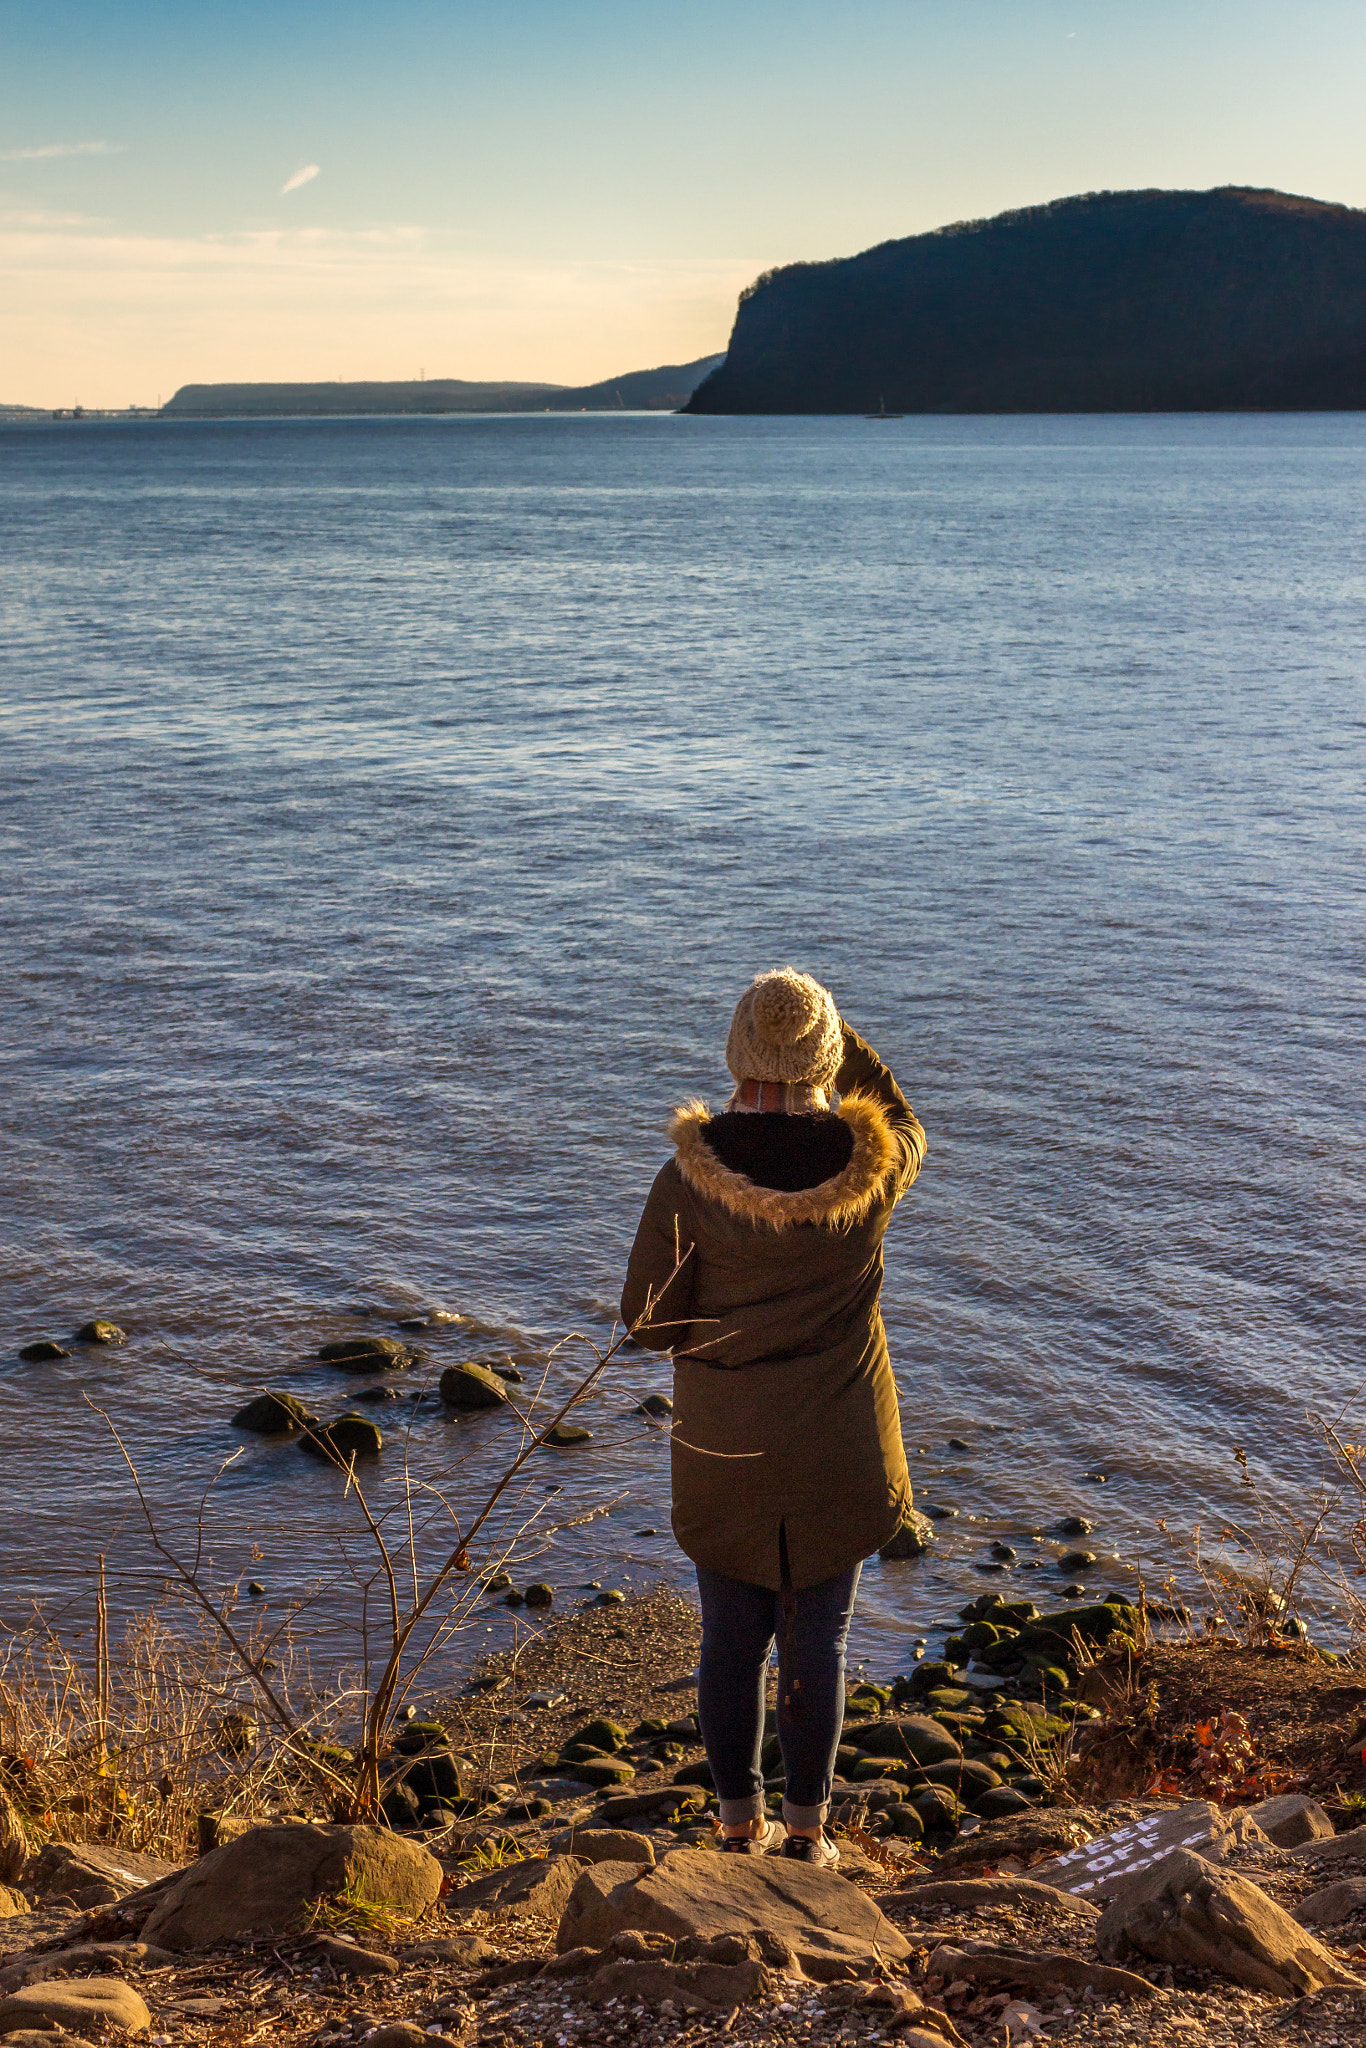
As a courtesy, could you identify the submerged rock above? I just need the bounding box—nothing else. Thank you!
[299,1414,383,1462]
[232,1391,318,1435]
[17,1339,70,1362]
[317,1336,410,1370]
[878,1510,935,1560]
[524,1582,555,1609]
[637,1393,673,1418]
[439,1361,511,1410]
[543,1421,593,1446]
[75,1320,126,1346]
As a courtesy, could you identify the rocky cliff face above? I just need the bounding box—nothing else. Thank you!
[687,187,1366,414]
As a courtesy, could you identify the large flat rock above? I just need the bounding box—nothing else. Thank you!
[446,1856,584,1922]
[556,1845,911,1982]
[142,1824,441,1951]
[1025,1801,1269,1904]
[25,1842,179,1910]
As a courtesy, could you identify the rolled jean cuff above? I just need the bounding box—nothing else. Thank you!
[782,1797,827,1831]
[718,1794,764,1826]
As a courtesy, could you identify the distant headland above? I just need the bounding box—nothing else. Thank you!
[687,187,1366,414]
[161,354,724,419]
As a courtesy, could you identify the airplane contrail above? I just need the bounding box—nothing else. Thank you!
[0,140,120,160]
[281,164,320,194]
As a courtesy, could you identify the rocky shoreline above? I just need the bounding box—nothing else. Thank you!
[5,1590,1366,2046]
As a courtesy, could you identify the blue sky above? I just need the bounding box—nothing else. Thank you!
[3,0,1365,404]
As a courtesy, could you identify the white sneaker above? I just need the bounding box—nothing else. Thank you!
[719,1817,786,1855]
[779,1829,839,1868]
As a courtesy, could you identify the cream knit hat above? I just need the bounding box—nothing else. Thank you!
[725,968,843,1089]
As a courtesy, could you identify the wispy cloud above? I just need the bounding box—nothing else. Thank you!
[281,164,320,195]
[0,141,121,162]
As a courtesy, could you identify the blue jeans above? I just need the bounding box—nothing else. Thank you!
[695,1559,861,1831]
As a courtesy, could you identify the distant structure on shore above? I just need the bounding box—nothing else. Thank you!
[162,355,725,419]
[687,188,1366,414]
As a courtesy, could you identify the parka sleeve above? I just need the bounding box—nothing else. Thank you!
[621,1163,697,1352]
[834,1022,927,1194]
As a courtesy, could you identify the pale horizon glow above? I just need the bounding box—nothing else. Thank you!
[3,0,1366,409]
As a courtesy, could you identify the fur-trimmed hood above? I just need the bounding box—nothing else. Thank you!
[669,1092,900,1233]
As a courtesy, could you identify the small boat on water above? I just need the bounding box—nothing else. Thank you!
[865,396,904,419]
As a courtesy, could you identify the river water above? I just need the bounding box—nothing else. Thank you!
[3,411,1364,1685]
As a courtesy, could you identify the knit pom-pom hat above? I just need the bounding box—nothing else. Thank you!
[725,968,843,1089]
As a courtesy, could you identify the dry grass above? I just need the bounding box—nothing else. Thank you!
[0,1601,346,1863]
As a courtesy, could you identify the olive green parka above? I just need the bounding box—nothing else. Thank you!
[621,1024,925,1591]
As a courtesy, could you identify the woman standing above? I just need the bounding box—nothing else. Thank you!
[622,968,926,1865]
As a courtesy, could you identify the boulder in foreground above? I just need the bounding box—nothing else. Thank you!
[1096,1847,1361,1997]
[141,1823,441,1951]
[556,1844,911,1981]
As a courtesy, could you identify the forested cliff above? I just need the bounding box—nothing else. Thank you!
[687,188,1366,413]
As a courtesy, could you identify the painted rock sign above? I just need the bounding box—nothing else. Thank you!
[1027,1802,1260,1904]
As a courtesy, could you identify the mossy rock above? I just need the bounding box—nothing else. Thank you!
[18,1339,70,1362]
[75,1319,127,1346]
[299,1413,382,1461]
[569,1718,627,1753]
[543,1422,593,1446]
[524,1583,554,1608]
[909,1784,963,1831]
[883,1802,925,1841]
[232,1390,318,1435]
[318,1335,409,1368]
[915,1758,1003,1800]
[439,1361,511,1410]
[976,1637,1026,1673]
[394,1721,446,1754]
[909,1654,962,1687]
[957,1620,1003,1652]
[852,1755,910,1783]
[1014,1602,1139,1661]
[959,1593,1006,1624]
[574,1757,635,1787]
[629,1719,668,1741]
[924,1688,972,1713]
[637,1392,673,1417]
[846,1682,891,1711]
[857,1716,962,1767]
